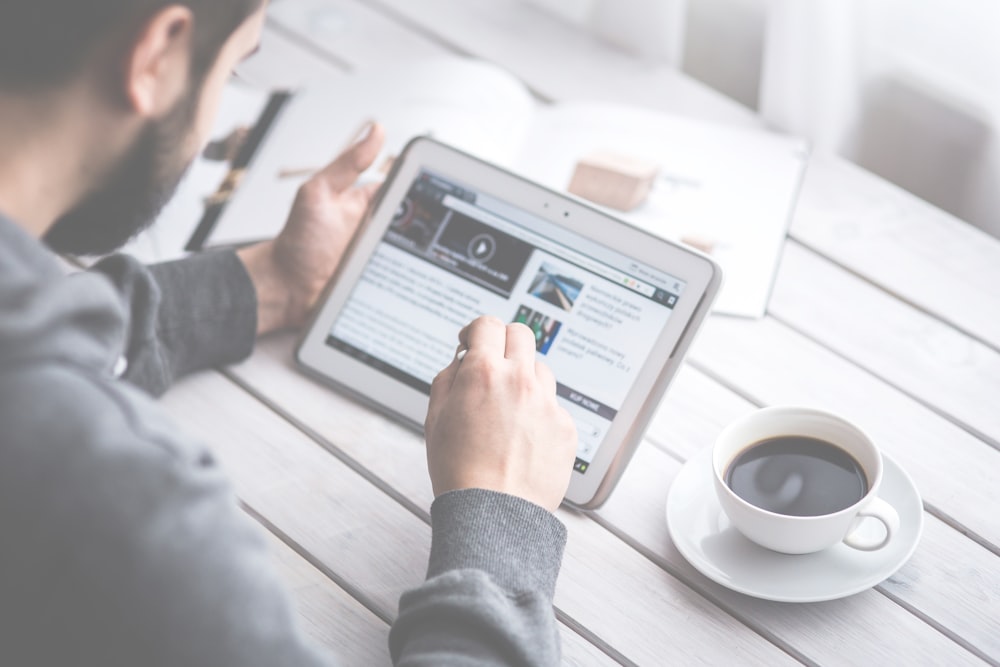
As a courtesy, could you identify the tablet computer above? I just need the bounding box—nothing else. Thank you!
[297,137,721,509]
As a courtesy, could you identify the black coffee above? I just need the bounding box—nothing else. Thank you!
[725,436,868,516]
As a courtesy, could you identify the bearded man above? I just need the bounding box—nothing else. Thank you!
[0,2,577,664]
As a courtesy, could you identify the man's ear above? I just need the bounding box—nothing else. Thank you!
[123,6,194,117]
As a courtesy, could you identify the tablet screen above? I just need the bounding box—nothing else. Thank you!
[326,169,686,474]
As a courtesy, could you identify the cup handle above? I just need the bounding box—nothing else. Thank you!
[843,497,900,551]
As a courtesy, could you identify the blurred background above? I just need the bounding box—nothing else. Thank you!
[530,0,1000,239]
[144,0,998,264]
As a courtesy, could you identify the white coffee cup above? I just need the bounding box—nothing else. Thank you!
[713,406,900,555]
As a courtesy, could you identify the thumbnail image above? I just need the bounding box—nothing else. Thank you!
[528,263,584,311]
[433,212,535,298]
[389,195,447,252]
[513,305,563,355]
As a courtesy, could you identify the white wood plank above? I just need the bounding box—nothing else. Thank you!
[557,626,620,667]
[687,315,1000,551]
[646,364,758,461]
[160,376,428,618]
[769,241,1000,447]
[788,154,1000,349]
[160,370,611,665]
[221,336,799,666]
[886,517,1000,662]
[646,364,1000,662]
[263,530,391,665]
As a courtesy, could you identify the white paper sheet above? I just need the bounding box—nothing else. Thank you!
[203,59,807,318]
[515,103,809,318]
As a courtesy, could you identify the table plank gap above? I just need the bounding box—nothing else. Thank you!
[874,587,999,667]
[787,155,1000,347]
[350,0,558,104]
[259,520,392,665]
[265,0,473,80]
[787,236,1000,358]
[771,240,1000,449]
[353,0,476,59]
[587,511,820,667]
[766,313,999,452]
[684,357,769,411]
[917,502,1000,559]
[221,368,432,523]
[552,609,639,667]
[239,22,346,90]
[242,501,395,625]
[264,16,356,73]
[270,6,557,108]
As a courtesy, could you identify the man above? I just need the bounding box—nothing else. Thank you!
[0,1,578,664]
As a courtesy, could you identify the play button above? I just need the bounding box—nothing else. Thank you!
[467,234,497,263]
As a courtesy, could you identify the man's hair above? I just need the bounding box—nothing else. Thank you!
[0,0,265,91]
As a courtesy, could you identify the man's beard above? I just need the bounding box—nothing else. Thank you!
[44,89,198,257]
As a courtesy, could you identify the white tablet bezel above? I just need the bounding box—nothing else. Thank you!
[297,137,721,509]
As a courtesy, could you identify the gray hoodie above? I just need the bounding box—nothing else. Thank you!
[0,212,565,666]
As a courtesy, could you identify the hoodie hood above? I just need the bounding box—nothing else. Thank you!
[0,213,125,376]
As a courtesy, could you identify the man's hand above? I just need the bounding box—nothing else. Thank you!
[238,122,386,334]
[424,317,578,512]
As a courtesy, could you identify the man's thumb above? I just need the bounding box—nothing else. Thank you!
[317,121,385,192]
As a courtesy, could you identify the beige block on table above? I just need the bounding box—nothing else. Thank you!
[567,150,659,211]
[681,235,718,255]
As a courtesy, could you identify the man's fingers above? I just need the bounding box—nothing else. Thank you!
[505,322,536,361]
[315,121,386,194]
[334,181,382,225]
[426,342,470,433]
[535,360,558,396]
[427,362,456,416]
[358,180,382,203]
[458,316,507,359]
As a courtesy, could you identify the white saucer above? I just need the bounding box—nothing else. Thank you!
[666,448,924,603]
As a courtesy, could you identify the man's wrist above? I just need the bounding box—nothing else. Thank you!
[237,241,303,335]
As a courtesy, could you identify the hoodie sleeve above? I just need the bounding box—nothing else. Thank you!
[389,489,566,666]
[0,364,333,667]
[92,250,258,396]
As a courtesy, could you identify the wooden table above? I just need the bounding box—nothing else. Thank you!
[159,1,1000,664]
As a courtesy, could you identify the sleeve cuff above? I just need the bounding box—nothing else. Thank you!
[427,489,567,599]
[147,249,257,377]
